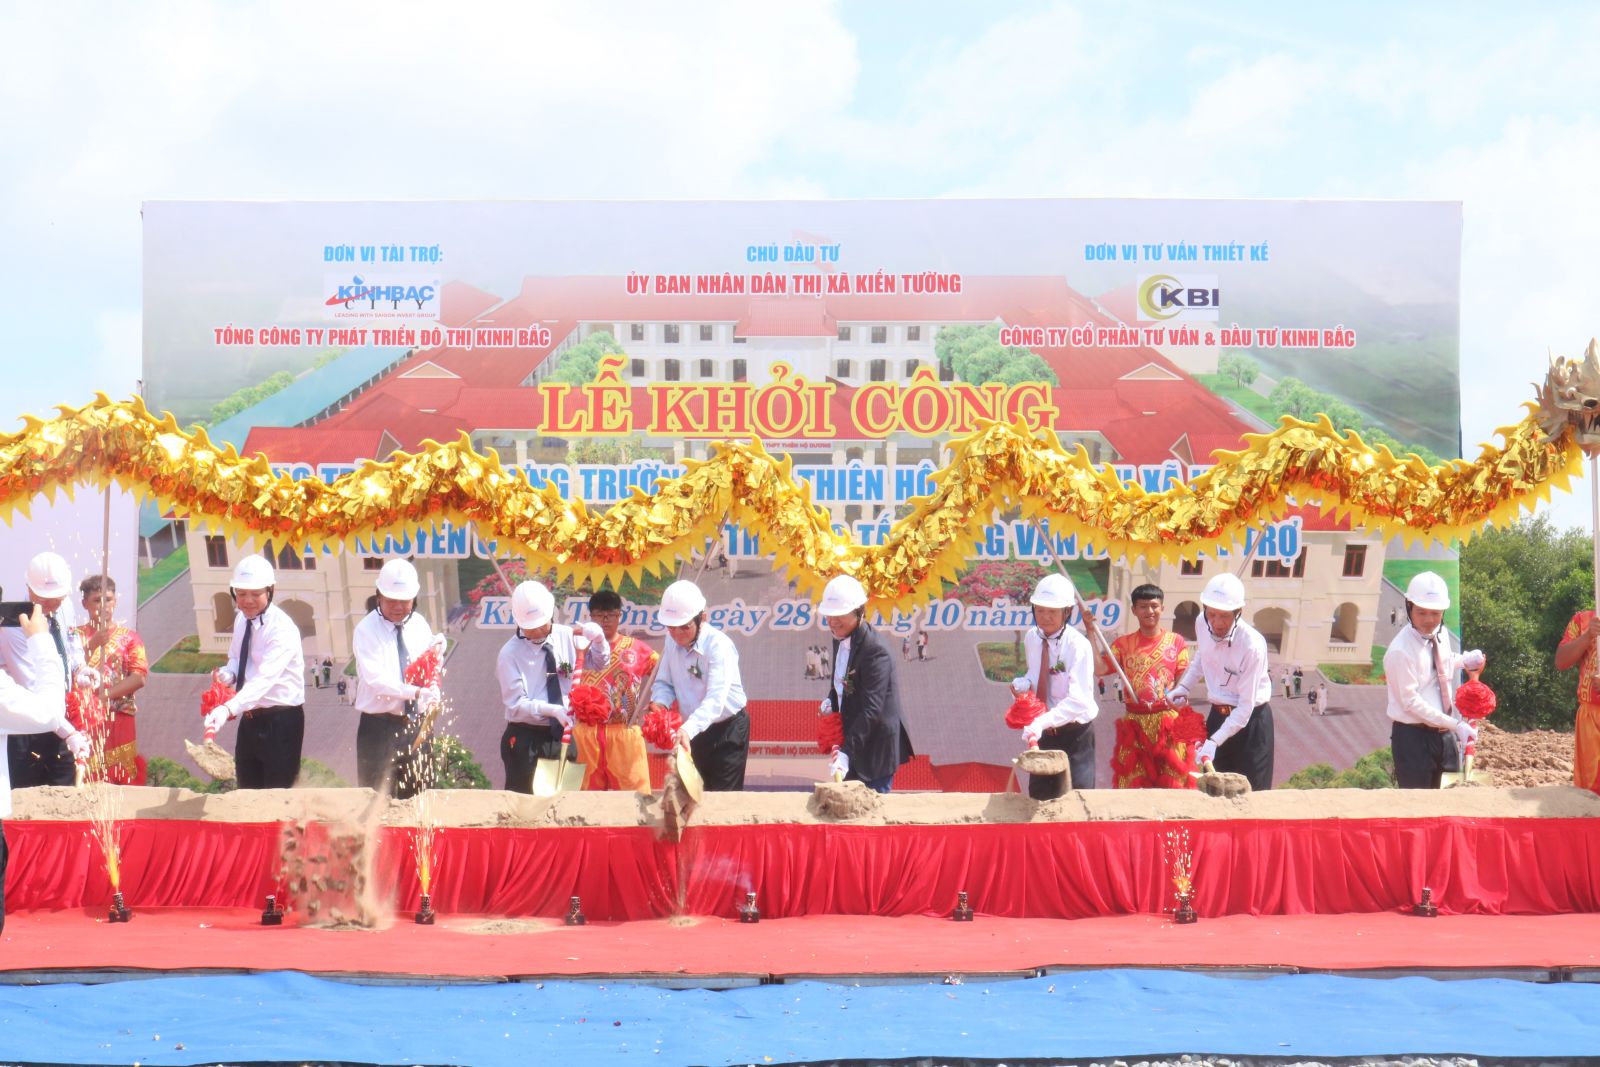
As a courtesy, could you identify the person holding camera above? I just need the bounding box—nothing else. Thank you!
[2,602,92,931]
[1,552,89,787]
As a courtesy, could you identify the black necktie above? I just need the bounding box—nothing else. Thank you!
[542,643,563,708]
[396,624,416,717]
[47,613,69,684]
[238,618,254,687]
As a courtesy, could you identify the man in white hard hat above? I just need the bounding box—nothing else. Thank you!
[1011,572,1098,796]
[2,552,90,787]
[202,553,307,788]
[1,602,91,933]
[353,558,443,798]
[816,574,913,792]
[650,579,749,791]
[1384,571,1485,789]
[495,580,608,794]
[1168,571,1275,790]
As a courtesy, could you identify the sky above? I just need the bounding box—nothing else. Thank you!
[3,0,1599,544]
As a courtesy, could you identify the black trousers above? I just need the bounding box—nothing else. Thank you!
[1392,721,1451,790]
[356,713,427,799]
[689,710,750,792]
[235,706,305,789]
[1207,701,1274,791]
[501,720,567,794]
[7,733,73,788]
[1029,720,1097,798]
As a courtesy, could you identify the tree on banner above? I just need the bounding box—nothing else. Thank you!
[935,324,1060,387]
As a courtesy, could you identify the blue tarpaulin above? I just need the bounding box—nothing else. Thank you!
[1,969,1596,1066]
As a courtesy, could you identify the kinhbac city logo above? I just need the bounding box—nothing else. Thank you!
[323,274,440,320]
[1136,273,1220,322]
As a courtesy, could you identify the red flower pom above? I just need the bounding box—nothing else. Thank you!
[641,702,682,750]
[1004,692,1045,731]
[1455,679,1497,721]
[817,710,844,753]
[1169,708,1210,744]
[199,679,235,717]
[403,645,442,689]
[568,682,612,727]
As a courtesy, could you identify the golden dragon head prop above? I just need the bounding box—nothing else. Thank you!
[1535,338,1600,455]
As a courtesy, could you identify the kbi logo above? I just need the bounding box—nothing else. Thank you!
[323,274,440,319]
[1136,274,1220,322]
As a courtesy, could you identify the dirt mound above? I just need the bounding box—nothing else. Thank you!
[1475,721,1576,787]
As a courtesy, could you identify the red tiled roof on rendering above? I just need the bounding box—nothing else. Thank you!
[244,427,391,468]
[439,280,505,327]
[736,298,836,337]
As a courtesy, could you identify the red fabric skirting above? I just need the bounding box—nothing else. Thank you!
[6,818,1599,919]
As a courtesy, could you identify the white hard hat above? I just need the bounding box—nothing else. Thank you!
[1200,572,1246,612]
[25,552,72,599]
[818,575,868,617]
[511,581,556,629]
[1405,570,1450,611]
[1030,572,1076,610]
[375,558,420,600]
[230,553,276,591]
[658,580,707,627]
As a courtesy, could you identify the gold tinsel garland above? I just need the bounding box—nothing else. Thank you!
[0,395,1579,610]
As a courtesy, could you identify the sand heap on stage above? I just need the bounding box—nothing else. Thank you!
[12,782,1600,827]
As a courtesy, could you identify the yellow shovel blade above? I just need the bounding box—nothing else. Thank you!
[674,745,704,802]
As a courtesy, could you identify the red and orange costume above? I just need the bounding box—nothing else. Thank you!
[75,622,149,785]
[573,633,656,793]
[1561,611,1600,793]
[1104,629,1195,789]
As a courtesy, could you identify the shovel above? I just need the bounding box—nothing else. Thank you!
[1191,758,1251,798]
[185,733,237,782]
[533,736,586,796]
[673,738,704,802]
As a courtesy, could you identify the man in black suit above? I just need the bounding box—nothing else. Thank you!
[818,575,914,793]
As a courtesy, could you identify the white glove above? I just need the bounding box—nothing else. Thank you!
[64,730,91,762]
[828,749,849,778]
[203,704,233,737]
[73,666,101,691]
[1196,738,1218,765]
[819,697,833,715]
[430,634,449,657]
[417,686,441,710]
[1167,685,1190,707]
[547,703,573,730]
[1011,676,1031,695]
[1452,720,1478,745]
[580,621,605,646]
[1461,649,1486,671]
[1022,719,1045,746]
[213,667,236,687]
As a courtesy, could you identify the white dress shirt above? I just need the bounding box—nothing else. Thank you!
[0,633,71,816]
[1019,625,1098,729]
[1384,623,1467,730]
[222,604,307,715]
[1175,619,1273,744]
[651,625,746,740]
[832,635,852,702]
[353,610,437,716]
[0,603,84,689]
[496,624,608,725]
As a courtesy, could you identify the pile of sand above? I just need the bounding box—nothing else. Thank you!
[12,780,1600,826]
[1474,722,1577,787]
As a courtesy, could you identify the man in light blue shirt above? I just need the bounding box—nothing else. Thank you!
[650,580,749,791]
